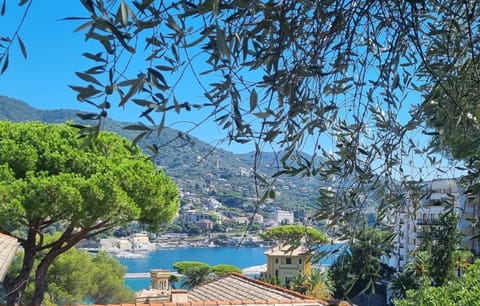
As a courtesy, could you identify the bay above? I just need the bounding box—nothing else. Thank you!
[118,245,343,291]
[118,247,268,291]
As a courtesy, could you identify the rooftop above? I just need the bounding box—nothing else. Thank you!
[264,245,312,257]
[0,233,20,281]
[188,273,321,304]
[78,273,327,306]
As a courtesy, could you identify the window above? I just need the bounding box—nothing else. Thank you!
[275,269,278,277]
[286,258,292,264]
[299,258,302,264]
[275,258,278,264]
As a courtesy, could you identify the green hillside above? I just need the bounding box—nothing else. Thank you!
[0,96,320,212]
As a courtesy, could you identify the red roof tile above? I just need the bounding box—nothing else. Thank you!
[77,273,327,306]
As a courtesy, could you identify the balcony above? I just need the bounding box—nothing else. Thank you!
[416,218,443,226]
[423,199,445,207]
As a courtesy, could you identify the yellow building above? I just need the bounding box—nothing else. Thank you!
[263,244,313,287]
[131,232,150,244]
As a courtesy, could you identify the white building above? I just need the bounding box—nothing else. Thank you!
[206,197,222,210]
[390,179,479,271]
[266,210,294,226]
[182,210,214,223]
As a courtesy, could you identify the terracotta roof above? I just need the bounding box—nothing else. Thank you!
[77,273,327,306]
[0,233,20,282]
[264,244,312,257]
[187,273,324,305]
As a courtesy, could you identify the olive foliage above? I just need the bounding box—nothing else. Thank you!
[2,0,479,233]
[3,0,480,299]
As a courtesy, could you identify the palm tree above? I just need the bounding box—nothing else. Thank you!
[290,270,333,300]
[390,270,418,299]
[452,249,472,275]
[404,251,431,287]
[307,269,333,300]
[169,274,180,289]
[290,273,309,294]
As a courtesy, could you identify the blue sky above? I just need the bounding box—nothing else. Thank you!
[1,1,254,153]
[0,2,467,179]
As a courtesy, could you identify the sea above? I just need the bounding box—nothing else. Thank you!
[118,245,342,291]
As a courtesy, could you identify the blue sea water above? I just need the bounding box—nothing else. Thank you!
[119,245,343,291]
[118,247,267,290]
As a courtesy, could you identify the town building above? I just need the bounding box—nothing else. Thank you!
[134,271,327,306]
[266,210,295,226]
[196,219,214,230]
[390,178,480,271]
[131,232,150,244]
[130,232,156,250]
[182,210,217,223]
[206,197,222,209]
[262,244,313,287]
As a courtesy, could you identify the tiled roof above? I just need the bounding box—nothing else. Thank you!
[264,245,311,257]
[0,233,20,282]
[77,273,327,306]
[188,273,324,305]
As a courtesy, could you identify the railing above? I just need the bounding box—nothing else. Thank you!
[416,218,443,225]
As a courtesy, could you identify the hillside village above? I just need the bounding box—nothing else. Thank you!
[91,203,305,254]
[3,99,480,306]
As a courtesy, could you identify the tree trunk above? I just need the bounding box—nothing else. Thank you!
[30,230,85,305]
[4,231,38,306]
[30,259,50,306]
[4,275,28,306]
[4,256,34,306]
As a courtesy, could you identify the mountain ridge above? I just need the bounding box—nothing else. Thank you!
[0,96,320,212]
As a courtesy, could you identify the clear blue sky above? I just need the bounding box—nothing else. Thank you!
[1,1,255,153]
[0,2,468,179]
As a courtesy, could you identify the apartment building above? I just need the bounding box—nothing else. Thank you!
[390,178,480,271]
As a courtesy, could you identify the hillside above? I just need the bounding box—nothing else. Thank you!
[0,96,320,212]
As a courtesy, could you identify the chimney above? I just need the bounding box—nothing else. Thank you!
[171,289,189,303]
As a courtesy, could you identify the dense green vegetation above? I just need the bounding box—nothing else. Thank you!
[0,96,321,214]
[3,0,480,304]
[0,122,179,305]
[172,261,241,289]
[395,260,480,306]
[261,225,328,247]
[290,269,334,301]
[389,210,471,301]
[172,261,211,275]
[329,228,395,299]
[11,247,135,305]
